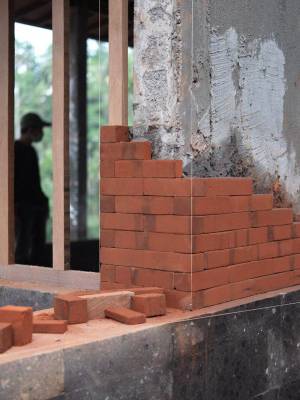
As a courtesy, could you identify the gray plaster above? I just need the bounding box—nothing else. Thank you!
[134,0,300,210]
[0,286,53,310]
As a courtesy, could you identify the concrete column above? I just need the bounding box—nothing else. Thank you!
[69,0,87,240]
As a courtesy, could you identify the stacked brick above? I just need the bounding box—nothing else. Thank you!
[100,126,300,310]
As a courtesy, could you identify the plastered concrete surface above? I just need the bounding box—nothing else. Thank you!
[133,0,300,210]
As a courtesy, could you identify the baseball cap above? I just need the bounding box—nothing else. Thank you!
[21,113,51,130]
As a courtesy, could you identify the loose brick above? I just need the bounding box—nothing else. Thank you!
[203,285,231,306]
[269,225,292,241]
[33,320,68,334]
[80,291,134,319]
[101,213,144,231]
[101,178,143,196]
[101,126,129,143]
[0,322,13,353]
[100,160,115,177]
[131,293,166,317]
[115,196,174,214]
[250,194,273,210]
[100,196,115,213]
[228,256,291,283]
[54,295,88,324]
[100,247,203,272]
[205,249,231,269]
[101,142,151,160]
[202,178,253,196]
[101,264,116,282]
[252,208,293,227]
[0,306,33,346]
[105,306,146,325]
[127,287,165,295]
[258,242,279,259]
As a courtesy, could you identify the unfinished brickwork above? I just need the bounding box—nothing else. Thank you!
[100,126,300,310]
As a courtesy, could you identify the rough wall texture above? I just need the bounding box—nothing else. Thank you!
[133,0,300,211]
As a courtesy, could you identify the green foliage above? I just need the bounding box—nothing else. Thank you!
[15,35,133,240]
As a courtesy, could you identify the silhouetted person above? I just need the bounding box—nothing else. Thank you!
[15,113,51,265]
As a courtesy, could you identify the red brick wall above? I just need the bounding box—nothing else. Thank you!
[100,126,300,310]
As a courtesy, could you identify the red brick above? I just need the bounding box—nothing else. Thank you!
[147,232,192,253]
[101,126,129,143]
[173,197,192,215]
[293,254,300,269]
[235,229,248,247]
[164,290,203,310]
[54,294,88,324]
[33,320,68,334]
[258,242,279,259]
[115,266,134,285]
[0,322,13,353]
[100,196,115,213]
[143,160,183,177]
[202,178,253,196]
[177,196,250,216]
[132,269,154,286]
[228,256,291,283]
[101,178,143,195]
[203,285,231,306]
[144,178,194,196]
[174,268,229,292]
[293,223,300,238]
[100,247,204,272]
[115,160,143,177]
[101,282,127,290]
[293,238,300,253]
[248,227,268,244]
[100,160,115,177]
[230,279,256,300]
[100,230,115,247]
[127,287,165,295]
[231,245,258,264]
[279,240,294,256]
[192,231,236,252]
[144,215,191,234]
[0,306,32,346]
[193,212,251,234]
[100,142,151,160]
[205,249,231,269]
[114,231,146,250]
[250,194,273,210]
[115,196,174,214]
[101,264,116,282]
[254,272,291,293]
[252,208,293,227]
[269,225,292,241]
[105,306,146,325]
[101,213,144,231]
[131,293,166,317]
[152,270,174,290]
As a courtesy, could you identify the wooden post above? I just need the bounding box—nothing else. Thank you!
[108,0,128,125]
[52,0,70,270]
[0,0,14,265]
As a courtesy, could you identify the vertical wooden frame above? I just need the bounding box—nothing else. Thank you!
[108,0,128,125]
[0,0,14,265]
[52,0,70,270]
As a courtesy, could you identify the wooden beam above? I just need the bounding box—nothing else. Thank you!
[108,0,128,125]
[0,0,14,265]
[52,0,70,270]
